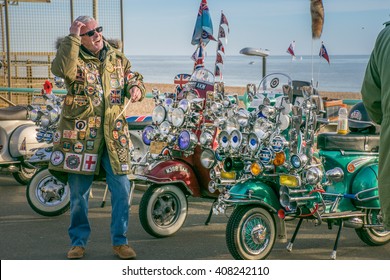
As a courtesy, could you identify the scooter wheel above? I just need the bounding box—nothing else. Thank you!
[226,205,276,260]
[26,168,70,216]
[139,184,188,238]
[355,209,390,246]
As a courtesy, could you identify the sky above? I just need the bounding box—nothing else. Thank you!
[123,0,390,56]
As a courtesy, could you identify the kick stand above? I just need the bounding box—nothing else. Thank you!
[101,184,109,208]
[101,182,134,209]
[286,218,303,252]
[204,199,217,225]
[330,220,344,260]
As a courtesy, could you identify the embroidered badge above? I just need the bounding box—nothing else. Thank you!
[78,131,86,140]
[110,89,121,105]
[73,141,84,153]
[110,79,120,89]
[75,120,87,131]
[74,95,88,106]
[64,153,82,171]
[95,116,101,127]
[112,130,119,140]
[115,120,123,130]
[86,140,94,150]
[50,150,64,166]
[63,130,78,140]
[65,94,74,106]
[121,164,129,171]
[116,147,128,162]
[82,153,98,172]
[106,62,114,73]
[86,73,96,84]
[62,141,71,152]
[119,135,128,147]
[88,117,96,128]
[85,85,95,96]
[92,96,101,106]
[89,128,97,138]
[53,131,61,144]
[76,68,85,82]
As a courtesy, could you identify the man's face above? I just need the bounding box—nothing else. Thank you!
[80,20,103,54]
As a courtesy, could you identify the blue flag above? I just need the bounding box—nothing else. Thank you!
[191,0,213,46]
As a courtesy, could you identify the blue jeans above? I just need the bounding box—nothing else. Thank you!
[67,147,131,247]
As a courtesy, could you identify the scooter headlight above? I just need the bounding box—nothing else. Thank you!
[159,121,171,136]
[28,108,39,122]
[178,130,197,151]
[290,154,308,169]
[163,97,174,109]
[142,125,155,146]
[305,167,323,185]
[226,117,239,133]
[253,118,268,140]
[178,99,190,113]
[171,108,185,127]
[273,151,286,166]
[248,132,260,152]
[200,148,216,169]
[210,101,222,114]
[152,105,166,124]
[40,114,50,127]
[237,108,250,128]
[200,130,213,146]
[218,130,230,150]
[261,105,276,118]
[48,108,60,124]
[230,129,242,150]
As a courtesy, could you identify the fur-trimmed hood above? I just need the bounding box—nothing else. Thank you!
[55,36,122,50]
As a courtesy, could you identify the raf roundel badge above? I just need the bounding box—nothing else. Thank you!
[119,135,128,147]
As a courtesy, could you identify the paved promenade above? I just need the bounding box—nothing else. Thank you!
[0,174,389,260]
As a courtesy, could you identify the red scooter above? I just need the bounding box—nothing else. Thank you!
[134,69,237,237]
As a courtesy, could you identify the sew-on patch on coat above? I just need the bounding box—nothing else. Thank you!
[82,153,98,172]
[64,153,82,171]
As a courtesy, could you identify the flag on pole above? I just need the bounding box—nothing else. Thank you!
[220,11,230,33]
[194,44,205,70]
[319,42,330,64]
[191,0,213,46]
[286,41,295,58]
[217,40,225,54]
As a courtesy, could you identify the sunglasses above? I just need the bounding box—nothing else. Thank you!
[80,26,103,37]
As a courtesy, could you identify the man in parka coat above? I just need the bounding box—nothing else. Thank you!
[361,21,390,231]
[49,15,145,259]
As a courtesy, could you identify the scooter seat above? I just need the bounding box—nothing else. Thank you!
[126,115,153,130]
[317,132,379,152]
[0,105,28,120]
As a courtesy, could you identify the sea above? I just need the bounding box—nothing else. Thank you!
[129,55,370,93]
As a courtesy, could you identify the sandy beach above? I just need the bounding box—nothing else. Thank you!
[126,82,362,116]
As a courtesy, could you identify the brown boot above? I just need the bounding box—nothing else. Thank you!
[113,244,136,259]
[67,246,85,259]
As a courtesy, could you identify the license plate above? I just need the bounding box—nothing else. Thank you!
[150,141,167,154]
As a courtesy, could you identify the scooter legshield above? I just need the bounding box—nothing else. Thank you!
[142,159,201,197]
[227,179,280,212]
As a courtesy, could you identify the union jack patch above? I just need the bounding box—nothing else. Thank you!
[110,89,122,105]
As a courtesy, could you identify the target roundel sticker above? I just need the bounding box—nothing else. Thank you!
[270,78,279,88]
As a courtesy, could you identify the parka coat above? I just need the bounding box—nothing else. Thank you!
[48,34,145,183]
[361,22,390,229]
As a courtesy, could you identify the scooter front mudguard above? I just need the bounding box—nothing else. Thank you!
[136,159,201,197]
[225,179,281,212]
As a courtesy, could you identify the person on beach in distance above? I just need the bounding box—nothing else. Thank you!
[49,15,145,259]
[361,21,390,231]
